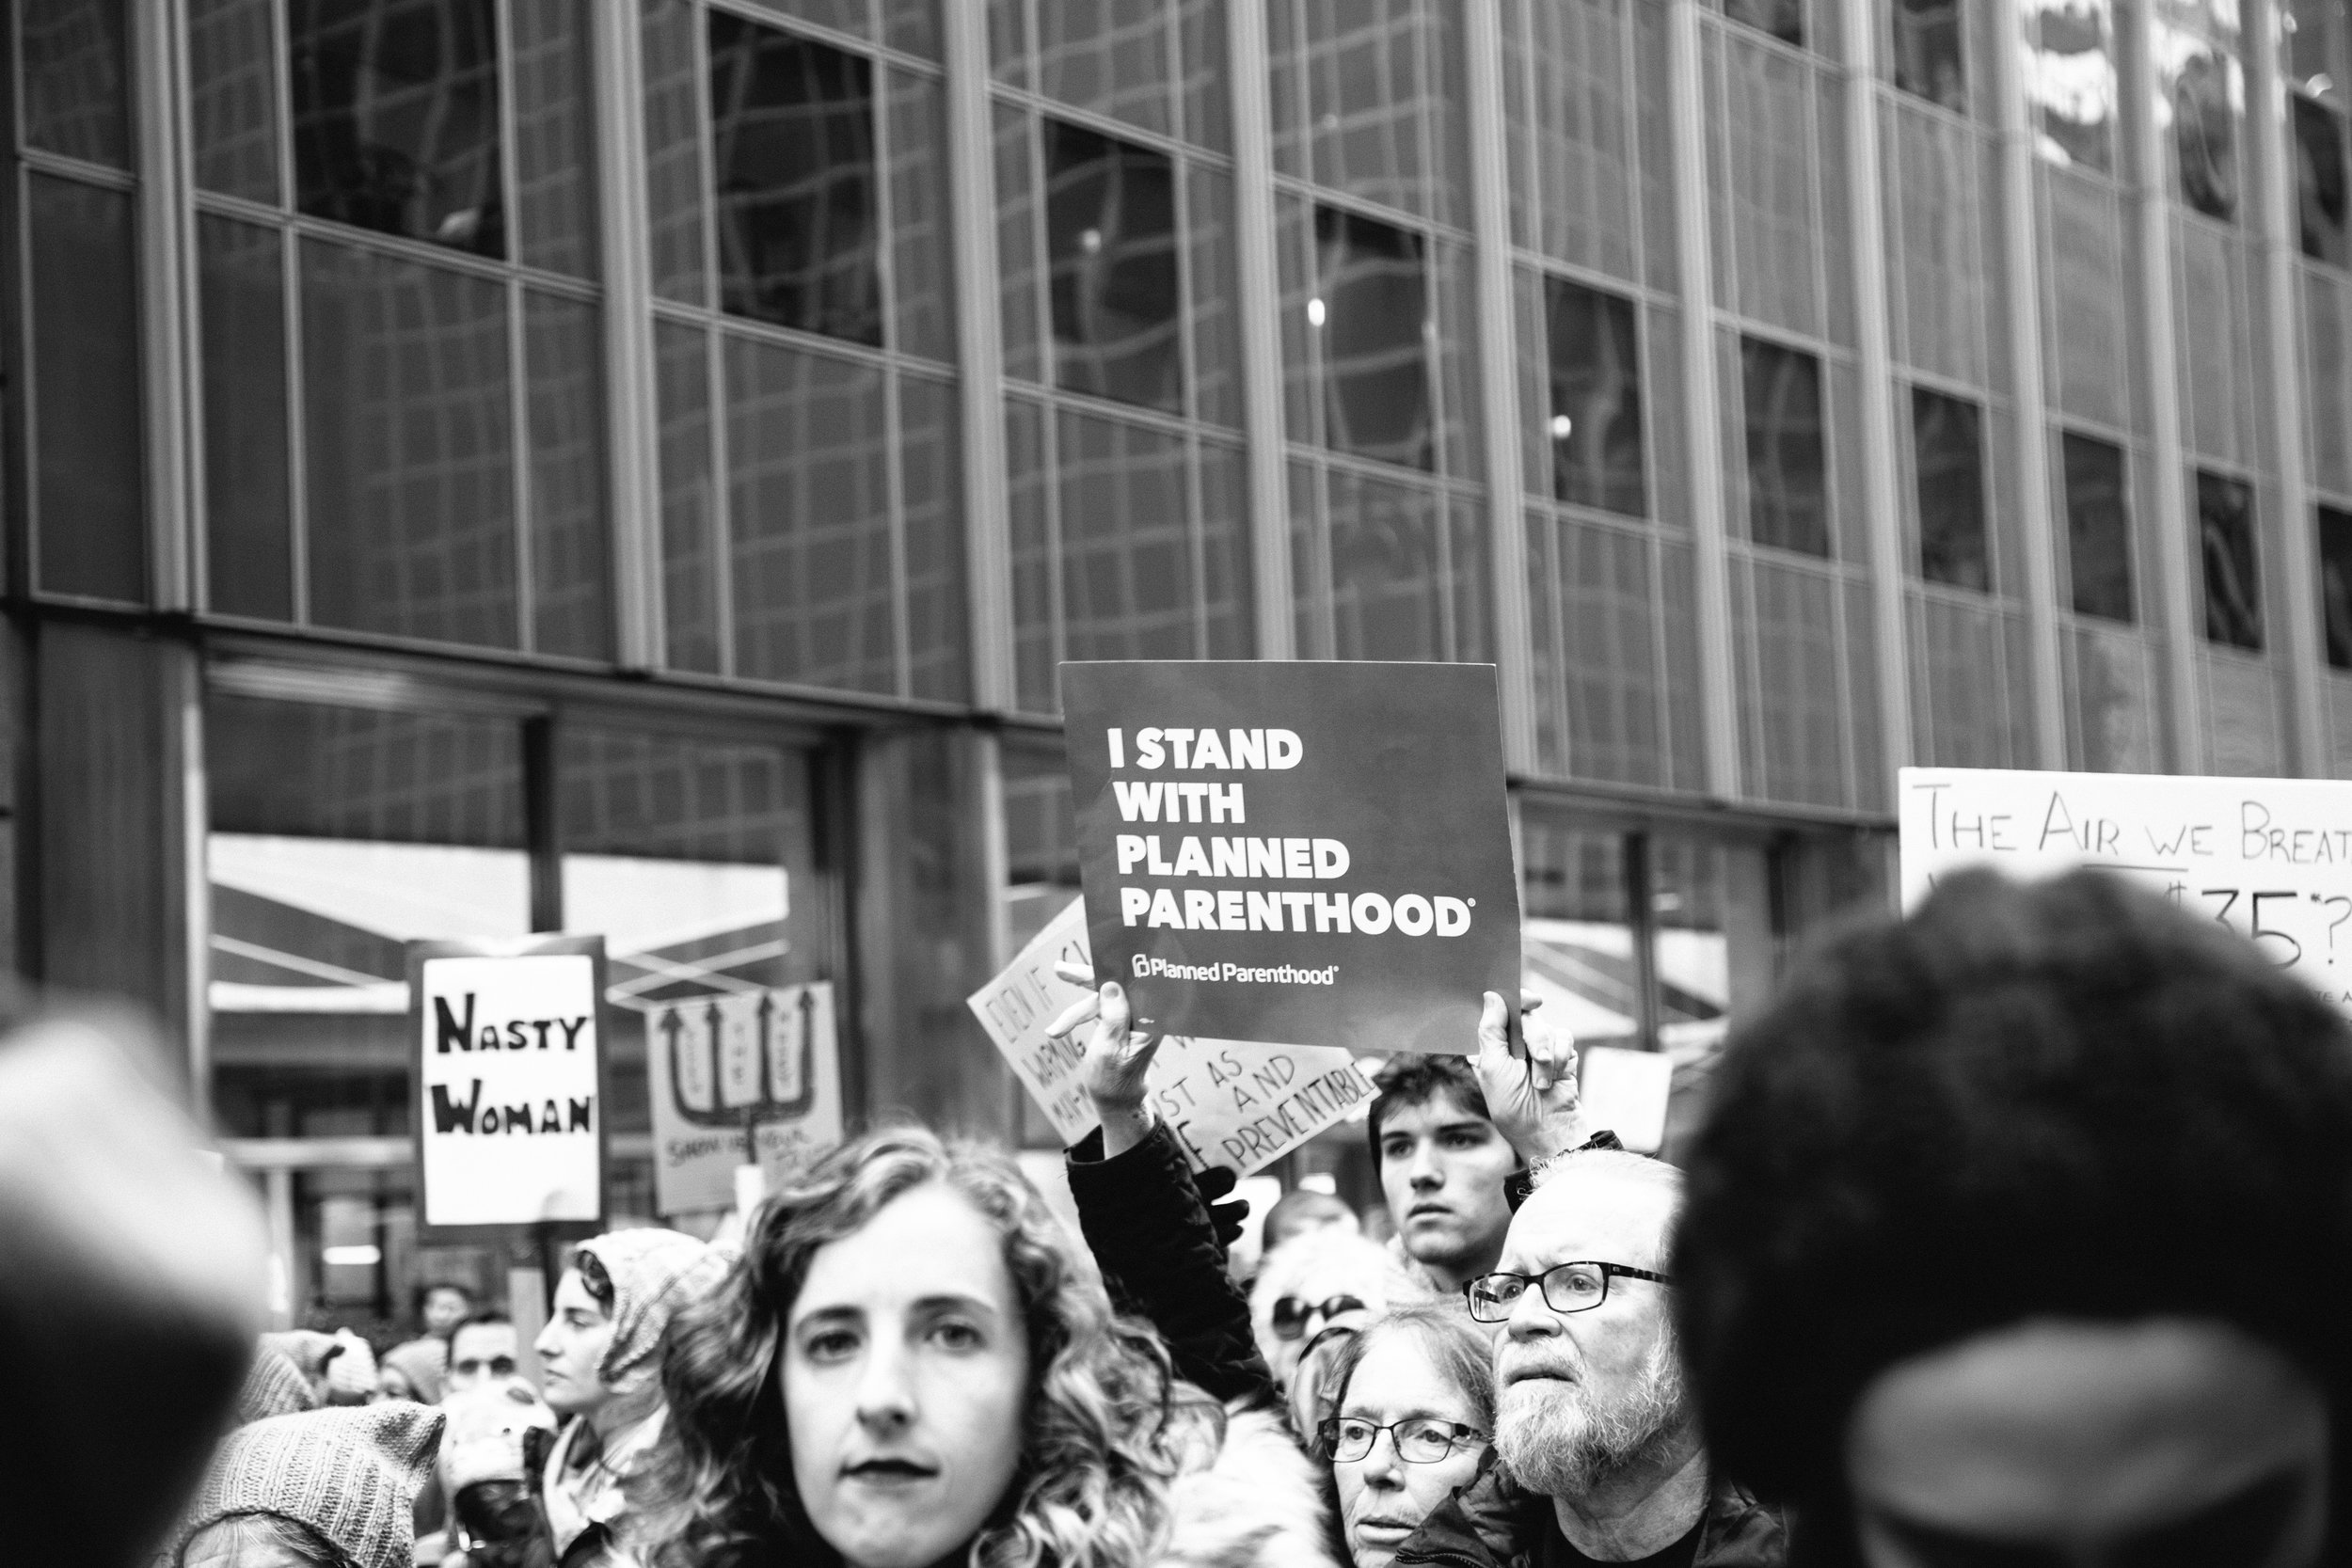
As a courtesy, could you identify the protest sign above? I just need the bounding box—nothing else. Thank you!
[967,897,1376,1176]
[1061,660,1521,1055]
[1577,1046,1675,1155]
[642,982,845,1214]
[409,936,608,1237]
[1899,766,2352,1013]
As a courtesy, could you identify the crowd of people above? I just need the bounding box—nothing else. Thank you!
[13,865,2352,1568]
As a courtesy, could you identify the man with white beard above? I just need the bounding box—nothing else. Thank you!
[1386,1151,1784,1568]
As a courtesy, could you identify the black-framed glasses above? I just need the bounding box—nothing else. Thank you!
[1272,1292,1366,1340]
[1318,1416,1488,1465]
[1464,1260,1671,1323]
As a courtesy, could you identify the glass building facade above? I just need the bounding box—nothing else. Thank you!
[8,0,2346,1322]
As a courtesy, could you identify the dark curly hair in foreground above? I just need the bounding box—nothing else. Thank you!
[1677,868,2352,1566]
[630,1124,1203,1568]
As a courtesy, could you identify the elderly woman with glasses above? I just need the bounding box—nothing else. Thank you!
[1312,1305,1498,1568]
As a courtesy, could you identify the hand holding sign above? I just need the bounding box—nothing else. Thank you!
[1080,980,1168,1157]
[1471,990,1590,1164]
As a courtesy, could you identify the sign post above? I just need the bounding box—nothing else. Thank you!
[1060,660,1522,1056]
[408,935,610,1241]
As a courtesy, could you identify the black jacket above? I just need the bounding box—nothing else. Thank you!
[1066,1120,1280,1410]
[1393,1449,1787,1568]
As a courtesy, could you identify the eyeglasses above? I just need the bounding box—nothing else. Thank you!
[1272,1293,1366,1341]
[1319,1416,1488,1465]
[453,1355,518,1378]
[1463,1260,1671,1323]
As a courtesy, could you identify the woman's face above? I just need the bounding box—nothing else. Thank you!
[1333,1332,1489,1568]
[1845,1318,2329,1568]
[784,1182,1031,1568]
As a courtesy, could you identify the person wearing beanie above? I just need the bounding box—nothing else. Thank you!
[380,1336,450,1404]
[528,1228,728,1568]
[173,1402,445,1568]
[232,1345,320,1428]
[1677,868,2352,1568]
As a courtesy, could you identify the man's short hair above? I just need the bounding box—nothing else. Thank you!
[453,1309,511,1335]
[1366,1053,1492,1172]
[1677,868,2352,1517]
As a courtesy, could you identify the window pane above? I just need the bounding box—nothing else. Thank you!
[1724,0,1803,48]
[1058,411,1195,661]
[2286,0,2346,103]
[1274,0,1470,227]
[2061,431,2133,622]
[1328,471,1457,660]
[207,696,526,1140]
[2162,36,2242,222]
[1740,337,1829,557]
[1893,0,1964,108]
[656,322,720,673]
[708,14,882,346]
[644,0,708,305]
[1546,277,1645,516]
[1913,388,1988,591]
[1037,0,1176,135]
[725,339,896,693]
[1315,205,1433,470]
[302,241,518,647]
[526,293,612,659]
[1046,119,1184,413]
[2322,505,2352,668]
[1517,818,1638,1052]
[30,176,146,601]
[191,0,283,201]
[511,0,598,278]
[2027,0,2116,173]
[2196,469,2262,649]
[199,215,294,621]
[888,71,953,362]
[291,0,505,257]
[22,0,130,168]
[2296,94,2349,265]
[901,375,969,704]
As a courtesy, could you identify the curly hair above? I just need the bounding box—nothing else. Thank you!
[1677,868,2352,1565]
[631,1125,1204,1568]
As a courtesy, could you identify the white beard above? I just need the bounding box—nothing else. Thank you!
[1494,1338,1691,1498]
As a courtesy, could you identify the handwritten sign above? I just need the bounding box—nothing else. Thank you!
[409,936,608,1236]
[967,898,1375,1176]
[642,983,845,1215]
[1899,767,2352,1011]
[1062,661,1521,1054]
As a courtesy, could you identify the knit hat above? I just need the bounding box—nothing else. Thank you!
[176,1402,444,1568]
[572,1228,732,1396]
[378,1337,447,1403]
[231,1346,317,1427]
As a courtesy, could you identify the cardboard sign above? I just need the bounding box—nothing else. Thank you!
[1577,1046,1675,1155]
[642,982,845,1214]
[968,898,1375,1176]
[1062,661,1521,1055]
[1900,767,2352,1013]
[410,936,608,1236]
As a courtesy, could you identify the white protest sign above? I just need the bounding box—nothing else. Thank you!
[1578,1045,1675,1154]
[643,982,845,1215]
[967,898,1375,1176]
[410,938,607,1233]
[1900,767,2352,1012]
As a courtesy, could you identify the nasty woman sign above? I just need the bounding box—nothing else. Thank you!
[1062,660,1521,1055]
[409,935,608,1238]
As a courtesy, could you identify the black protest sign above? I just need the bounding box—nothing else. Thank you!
[1063,660,1520,1055]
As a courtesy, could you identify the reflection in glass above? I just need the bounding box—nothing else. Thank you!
[1045,119,1184,413]
[1313,206,1434,470]
[2061,432,2134,623]
[2296,94,2349,263]
[1546,278,1646,517]
[2285,0,2345,103]
[2196,469,2262,650]
[1518,821,1638,1053]
[22,0,131,168]
[30,176,145,603]
[2320,505,2352,668]
[1740,337,1830,558]
[1894,0,1966,110]
[199,216,294,622]
[1058,412,1197,662]
[191,0,282,200]
[1724,0,1804,47]
[1912,388,1988,592]
[2024,0,2117,173]
[708,14,882,345]
[290,0,505,256]
[2157,29,2241,221]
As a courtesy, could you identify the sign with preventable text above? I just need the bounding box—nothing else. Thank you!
[410,936,608,1236]
[1900,767,2352,1013]
[968,898,1376,1176]
[644,983,845,1215]
[1062,661,1521,1055]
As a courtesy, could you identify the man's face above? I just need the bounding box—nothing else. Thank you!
[534,1270,615,1418]
[448,1321,521,1396]
[423,1286,472,1338]
[1845,1319,2328,1568]
[1376,1095,1518,1286]
[1490,1167,1689,1497]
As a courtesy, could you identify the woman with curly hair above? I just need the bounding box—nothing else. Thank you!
[629,1123,1338,1568]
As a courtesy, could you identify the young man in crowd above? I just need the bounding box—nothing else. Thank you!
[444,1311,521,1399]
[1395,1149,1784,1568]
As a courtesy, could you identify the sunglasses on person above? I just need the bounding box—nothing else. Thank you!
[1463,1260,1670,1323]
[453,1354,518,1378]
[1271,1293,1366,1340]
[1318,1416,1488,1465]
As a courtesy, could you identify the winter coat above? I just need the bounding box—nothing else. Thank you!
[1157,1404,1345,1568]
[1391,1449,1787,1568]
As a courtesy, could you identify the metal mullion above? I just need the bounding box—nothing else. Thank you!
[1230,0,1298,657]
[593,0,665,670]
[1272,175,1476,245]
[884,365,913,697]
[135,0,199,610]
[997,82,1235,172]
[508,275,534,655]
[701,0,944,79]
[14,162,38,594]
[1517,245,1676,314]
[871,41,913,698]
[15,149,138,190]
[1042,393,1067,679]
[284,218,310,624]
[707,325,735,679]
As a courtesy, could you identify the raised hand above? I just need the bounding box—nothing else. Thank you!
[1471,990,1589,1163]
